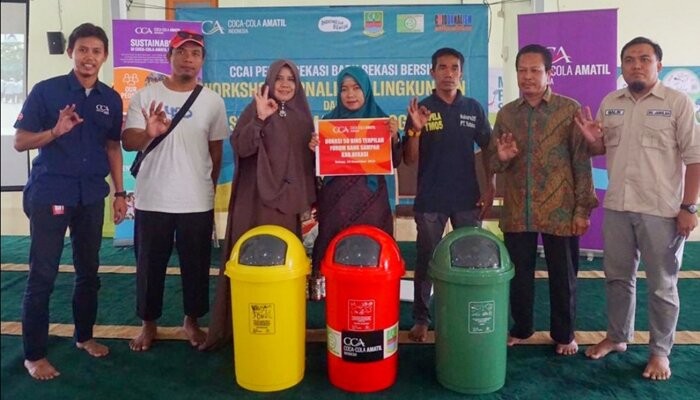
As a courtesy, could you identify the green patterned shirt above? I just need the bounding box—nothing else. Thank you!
[489,88,598,236]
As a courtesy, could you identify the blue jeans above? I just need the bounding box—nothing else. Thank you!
[22,200,104,361]
[412,209,481,325]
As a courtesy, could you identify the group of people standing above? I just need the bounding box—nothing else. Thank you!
[13,22,698,385]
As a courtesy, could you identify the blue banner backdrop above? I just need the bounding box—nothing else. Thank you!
[177,5,489,211]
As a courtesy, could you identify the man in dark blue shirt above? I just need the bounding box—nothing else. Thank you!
[404,48,494,342]
[13,23,126,380]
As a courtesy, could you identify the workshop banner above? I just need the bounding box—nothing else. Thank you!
[519,9,617,253]
[178,5,489,212]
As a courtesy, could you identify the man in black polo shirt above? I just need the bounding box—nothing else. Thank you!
[404,47,494,342]
[13,23,126,380]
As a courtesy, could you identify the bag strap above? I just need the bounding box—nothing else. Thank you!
[141,84,203,157]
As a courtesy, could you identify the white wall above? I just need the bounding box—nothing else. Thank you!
[500,0,700,102]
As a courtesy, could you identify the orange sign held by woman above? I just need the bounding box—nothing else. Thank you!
[316,117,393,176]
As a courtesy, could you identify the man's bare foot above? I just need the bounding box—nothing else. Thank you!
[408,324,429,342]
[507,336,525,347]
[556,339,579,356]
[585,338,627,359]
[183,316,206,347]
[129,321,157,352]
[76,339,109,357]
[24,359,60,380]
[643,355,671,380]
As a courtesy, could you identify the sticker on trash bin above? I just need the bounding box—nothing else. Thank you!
[327,322,398,362]
[249,303,275,334]
[348,299,375,331]
[468,301,495,334]
[327,326,342,357]
[384,322,398,358]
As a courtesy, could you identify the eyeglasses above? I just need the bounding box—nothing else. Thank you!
[177,31,203,41]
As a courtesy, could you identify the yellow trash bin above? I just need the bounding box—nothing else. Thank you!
[226,225,310,392]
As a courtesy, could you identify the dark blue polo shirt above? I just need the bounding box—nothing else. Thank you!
[14,70,123,207]
[405,90,492,213]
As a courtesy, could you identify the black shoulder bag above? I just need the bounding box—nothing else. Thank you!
[130,84,203,178]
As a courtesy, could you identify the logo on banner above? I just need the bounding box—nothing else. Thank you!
[363,11,384,37]
[546,45,611,79]
[134,27,153,35]
[202,20,225,35]
[397,14,424,33]
[121,73,139,101]
[547,46,573,64]
[434,14,473,32]
[662,68,700,93]
[123,73,138,86]
[318,17,351,32]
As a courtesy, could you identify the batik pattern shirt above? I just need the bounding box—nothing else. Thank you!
[489,88,598,236]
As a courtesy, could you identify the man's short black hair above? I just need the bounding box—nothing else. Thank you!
[431,47,464,71]
[68,23,109,54]
[516,44,552,71]
[620,36,662,62]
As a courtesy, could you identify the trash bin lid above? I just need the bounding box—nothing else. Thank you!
[321,225,405,280]
[429,227,513,285]
[449,236,500,269]
[333,234,380,267]
[238,235,287,266]
[226,225,310,282]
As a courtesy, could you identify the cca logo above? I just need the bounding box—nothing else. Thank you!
[332,126,350,134]
[202,20,225,35]
[343,337,366,346]
[134,27,153,34]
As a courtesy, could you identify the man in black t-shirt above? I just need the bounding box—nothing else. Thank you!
[403,47,494,342]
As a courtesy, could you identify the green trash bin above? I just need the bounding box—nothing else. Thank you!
[429,227,514,394]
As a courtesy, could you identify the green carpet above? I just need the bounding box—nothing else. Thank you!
[1,336,699,400]
[3,235,700,399]
[2,236,699,271]
[2,270,699,332]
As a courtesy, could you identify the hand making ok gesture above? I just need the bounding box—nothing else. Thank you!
[254,85,279,121]
[496,132,519,162]
[407,97,431,132]
[52,104,84,138]
[141,101,170,139]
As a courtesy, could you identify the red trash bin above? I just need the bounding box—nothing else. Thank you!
[321,225,405,392]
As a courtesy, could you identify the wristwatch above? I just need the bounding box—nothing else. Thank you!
[114,191,127,198]
[680,203,698,214]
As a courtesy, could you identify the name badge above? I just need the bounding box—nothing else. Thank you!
[647,109,672,117]
[604,109,624,116]
[52,205,65,216]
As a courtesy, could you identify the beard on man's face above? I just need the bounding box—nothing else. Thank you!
[628,81,646,93]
